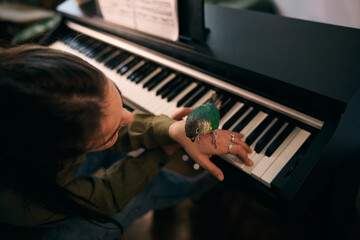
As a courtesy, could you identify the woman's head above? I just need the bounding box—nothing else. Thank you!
[0,45,132,229]
[87,80,133,152]
[0,45,118,162]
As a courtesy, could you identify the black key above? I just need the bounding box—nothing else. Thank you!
[105,52,129,70]
[78,39,96,53]
[245,115,274,146]
[265,124,295,157]
[166,78,191,102]
[83,41,100,56]
[233,109,259,133]
[219,98,236,118]
[184,87,208,107]
[161,77,183,99]
[142,69,165,88]
[63,34,76,45]
[70,35,88,50]
[218,94,229,105]
[156,75,180,97]
[118,58,142,75]
[119,58,142,76]
[95,47,115,62]
[134,65,158,84]
[144,70,170,91]
[88,43,108,58]
[222,105,249,130]
[109,53,131,69]
[104,53,119,68]
[85,42,106,58]
[254,119,285,153]
[176,84,201,107]
[80,40,99,55]
[147,72,172,91]
[68,37,81,49]
[128,62,151,80]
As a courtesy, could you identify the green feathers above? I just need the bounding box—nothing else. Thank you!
[185,94,221,142]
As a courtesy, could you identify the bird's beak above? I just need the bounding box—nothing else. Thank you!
[190,137,196,142]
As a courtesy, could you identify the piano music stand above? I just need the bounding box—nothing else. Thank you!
[178,0,209,43]
[93,0,209,44]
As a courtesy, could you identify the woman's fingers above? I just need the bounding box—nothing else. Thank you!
[195,154,224,181]
[235,147,253,166]
[236,140,253,154]
[217,130,253,165]
[170,107,194,120]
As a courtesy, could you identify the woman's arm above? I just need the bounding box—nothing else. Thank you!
[111,110,176,152]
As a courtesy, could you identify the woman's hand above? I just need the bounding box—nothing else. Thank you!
[169,120,253,181]
[170,107,194,120]
[161,108,194,155]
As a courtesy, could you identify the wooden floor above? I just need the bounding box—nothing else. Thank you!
[119,187,297,240]
[118,157,360,240]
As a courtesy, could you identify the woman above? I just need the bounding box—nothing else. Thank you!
[0,45,252,239]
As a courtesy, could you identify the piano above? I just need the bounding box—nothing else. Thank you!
[40,0,360,234]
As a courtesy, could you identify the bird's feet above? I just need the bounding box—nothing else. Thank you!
[210,131,218,149]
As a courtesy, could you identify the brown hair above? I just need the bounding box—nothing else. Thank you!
[0,45,122,230]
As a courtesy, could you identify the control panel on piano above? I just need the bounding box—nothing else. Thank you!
[50,27,321,189]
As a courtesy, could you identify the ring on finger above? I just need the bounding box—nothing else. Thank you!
[230,133,235,142]
[227,144,233,154]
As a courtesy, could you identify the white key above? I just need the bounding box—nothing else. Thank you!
[240,111,268,139]
[124,68,161,103]
[228,107,254,131]
[241,153,265,174]
[163,82,198,116]
[123,60,146,78]
[146,73,177,114]
[219,102,244,129]
[251,123,294,180]
[191,90,216,108]
[247,118,278,159]
[152,80,186,115]
[112,54,133,69]
[119,68,162,109]
[260,129,311,187]
[242,120,281,172]
[128,69,168,104]
[230,118,278,171]
[147,73,177,112]
[180,86,206,107]
[137,67,163,87]
[219,154,244,170]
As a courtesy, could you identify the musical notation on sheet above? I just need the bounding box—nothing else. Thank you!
[97,0,179,41]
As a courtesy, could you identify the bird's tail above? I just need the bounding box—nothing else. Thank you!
[206,93,222,109]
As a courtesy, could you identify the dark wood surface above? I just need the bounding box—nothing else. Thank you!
[118,157,360,240]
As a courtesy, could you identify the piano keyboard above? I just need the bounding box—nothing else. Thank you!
[50,22,323,188]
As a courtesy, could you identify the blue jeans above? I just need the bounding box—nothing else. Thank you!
[40,150,218,240]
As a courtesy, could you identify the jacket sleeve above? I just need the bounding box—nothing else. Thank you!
[111,110,177,152]
[0,147,176,228]
[65,147,177,214]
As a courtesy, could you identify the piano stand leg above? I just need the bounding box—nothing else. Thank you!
[290,159,360,240]
[329,160,360,239]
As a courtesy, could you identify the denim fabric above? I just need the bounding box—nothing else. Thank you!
[40,150,218,240]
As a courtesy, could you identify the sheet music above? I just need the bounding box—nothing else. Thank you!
[97,0,179,41]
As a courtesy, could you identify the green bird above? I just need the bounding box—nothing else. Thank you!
[185,94,222,146]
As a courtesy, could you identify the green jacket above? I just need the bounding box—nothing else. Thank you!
[0,110,177,239]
